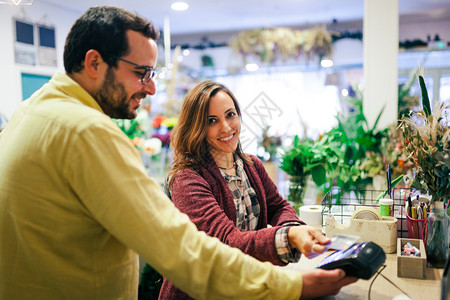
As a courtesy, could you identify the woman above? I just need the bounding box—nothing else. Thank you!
[159,80,330,299]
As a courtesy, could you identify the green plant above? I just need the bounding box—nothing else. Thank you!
[279,135,340,210]
[319,86,389,193]
[278,136,340,187]
[113,118,145,140]
[281,74,420,200]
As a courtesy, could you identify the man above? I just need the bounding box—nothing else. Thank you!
[0,6,356,299]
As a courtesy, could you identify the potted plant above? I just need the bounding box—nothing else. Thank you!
[278,136,340,212]
[400,74,449,268]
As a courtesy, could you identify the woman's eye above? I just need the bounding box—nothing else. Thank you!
[208,118,217,125]
[227,111,236,118]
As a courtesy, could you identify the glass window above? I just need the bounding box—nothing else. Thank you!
[440,75,450,103]
[213,70,340,154]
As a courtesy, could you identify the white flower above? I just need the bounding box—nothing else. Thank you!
[143,138,162,156]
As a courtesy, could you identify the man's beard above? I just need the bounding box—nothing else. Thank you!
[94,67,135,119]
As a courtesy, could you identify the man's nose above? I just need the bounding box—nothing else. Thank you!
[142,78,156,95]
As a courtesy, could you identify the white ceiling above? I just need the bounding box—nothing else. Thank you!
[40,0,450,36]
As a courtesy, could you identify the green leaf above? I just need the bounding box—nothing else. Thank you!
[418,75,431,117]
[375,175,405,201]
[293,135,300,147]
[311,165,327,186]
[371,104,386,132]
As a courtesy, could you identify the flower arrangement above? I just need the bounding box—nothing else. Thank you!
[229,26,335,63]
[151,115,178,147]
[356,124,414,185]
[400,74,449,268]
[132,137,163,156]
[385,123,414,177]
[400,75,449,203]
[113,118,163,156]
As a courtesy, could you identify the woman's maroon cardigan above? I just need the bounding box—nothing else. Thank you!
[159,154,304,300]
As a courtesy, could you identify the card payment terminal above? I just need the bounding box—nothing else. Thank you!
[317,241,386,280]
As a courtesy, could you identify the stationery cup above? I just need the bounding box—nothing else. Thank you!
[379,199,393,217]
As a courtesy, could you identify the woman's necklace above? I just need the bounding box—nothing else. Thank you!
[217,162,236,170]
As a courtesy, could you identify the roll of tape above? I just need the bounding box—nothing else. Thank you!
[299,205,322,226]
[351,208,382,221]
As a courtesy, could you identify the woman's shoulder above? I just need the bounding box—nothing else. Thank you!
[175,167,201,180]
[172,166,214,195]
[174,165,212,183]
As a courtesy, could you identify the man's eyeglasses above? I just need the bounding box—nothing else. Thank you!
[105,54,157,85]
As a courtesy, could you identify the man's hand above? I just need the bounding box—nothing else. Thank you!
[288,226,329,259]
[300,269,358,299]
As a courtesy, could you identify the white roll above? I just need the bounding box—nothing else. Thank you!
[299,205,322,226]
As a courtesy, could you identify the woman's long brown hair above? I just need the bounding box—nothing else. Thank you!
[168,80,251,189]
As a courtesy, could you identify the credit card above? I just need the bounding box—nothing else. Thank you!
[326,234,360,251]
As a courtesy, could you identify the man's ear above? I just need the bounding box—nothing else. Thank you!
[84,49,105,78]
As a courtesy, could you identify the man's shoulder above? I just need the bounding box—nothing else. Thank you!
[38,72,109,127]
[40,97,112,133]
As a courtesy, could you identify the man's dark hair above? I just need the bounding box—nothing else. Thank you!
[64,6,160,74]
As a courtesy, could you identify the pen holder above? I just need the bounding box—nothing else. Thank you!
[405,213,426,240]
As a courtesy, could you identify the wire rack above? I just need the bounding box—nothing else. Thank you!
[320,186,412,238]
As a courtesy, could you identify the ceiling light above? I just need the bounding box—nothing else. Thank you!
[0,0,33,5]
[320,58,333,68]
[245,63,259,72]
[171,2,189,11]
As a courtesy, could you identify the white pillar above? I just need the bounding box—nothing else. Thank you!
[363,0,398,129]
[164,15,171,67]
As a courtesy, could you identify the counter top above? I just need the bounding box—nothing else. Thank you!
[281,251,443,299]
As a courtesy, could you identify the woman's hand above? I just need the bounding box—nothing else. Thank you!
[300,269,358,299]
[287,226,329,258]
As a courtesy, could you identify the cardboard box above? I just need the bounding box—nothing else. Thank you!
[397,238,427,279]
